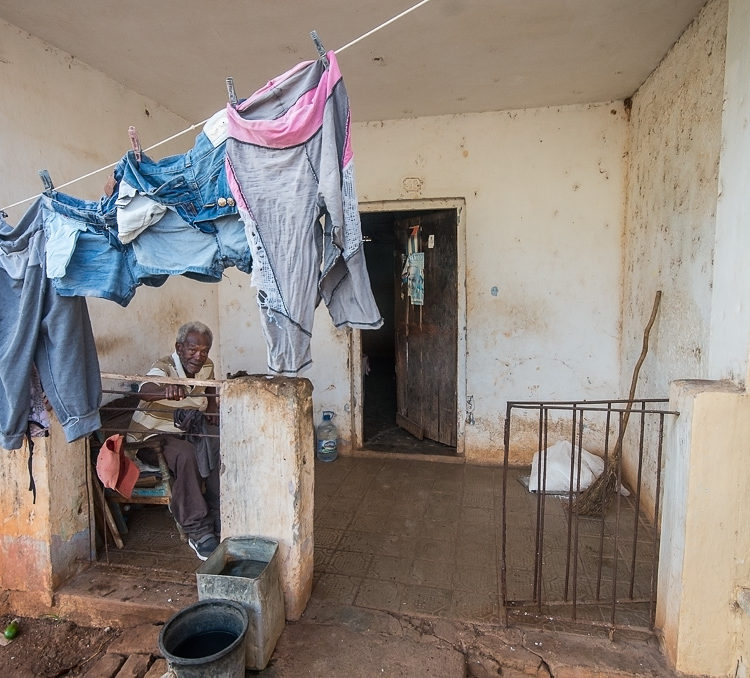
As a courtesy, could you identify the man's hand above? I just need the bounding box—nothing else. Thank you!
[164,384,187,400]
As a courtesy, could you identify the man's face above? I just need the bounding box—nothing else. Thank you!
[176,331,211,377]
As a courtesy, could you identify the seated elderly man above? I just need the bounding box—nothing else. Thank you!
[128,321,220,560]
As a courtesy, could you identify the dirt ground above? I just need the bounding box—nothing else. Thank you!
[0,614,120,677]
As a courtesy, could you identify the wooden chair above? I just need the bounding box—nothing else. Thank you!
[104,439,187,542]
[92,395,191,547]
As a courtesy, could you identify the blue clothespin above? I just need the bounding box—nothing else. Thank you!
[310,31,329,68]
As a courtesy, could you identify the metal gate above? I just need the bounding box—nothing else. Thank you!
[501,399,678,635]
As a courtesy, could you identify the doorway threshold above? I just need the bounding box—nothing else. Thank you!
[346,449,464,464]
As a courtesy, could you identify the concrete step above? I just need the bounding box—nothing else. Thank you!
[53,563,197,628]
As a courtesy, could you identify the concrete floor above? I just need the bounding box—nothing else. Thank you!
[93,454,656,631]
[52,453,673,676]
[313,455,656,630]
[312,455,502,623]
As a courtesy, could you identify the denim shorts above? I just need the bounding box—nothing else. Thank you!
[129,209,252,282]
[117,130,238,233]
[41,191,166,307]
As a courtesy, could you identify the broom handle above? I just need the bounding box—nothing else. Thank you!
[612,290,662,460]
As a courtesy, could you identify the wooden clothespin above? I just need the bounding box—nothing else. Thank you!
[226,77,238,106]
[38,169,54,193]
[310,31,329,68]
[128,126,142,163]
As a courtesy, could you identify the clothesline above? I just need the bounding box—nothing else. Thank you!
[1,0,434,213]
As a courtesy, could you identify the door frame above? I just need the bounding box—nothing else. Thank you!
[350,198,468,457]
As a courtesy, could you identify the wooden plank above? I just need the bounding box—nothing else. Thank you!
[93,481,124,549]
[396,413,424,440]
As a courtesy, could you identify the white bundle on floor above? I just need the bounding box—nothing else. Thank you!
[528,440,605,494]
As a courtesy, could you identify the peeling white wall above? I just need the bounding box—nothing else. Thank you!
[0,20,219,379]
[623,0,726,509]
[356,106,627,463]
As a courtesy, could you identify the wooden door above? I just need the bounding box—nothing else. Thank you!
[393,211,457,446]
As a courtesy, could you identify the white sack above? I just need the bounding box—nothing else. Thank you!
[528,440,604,493]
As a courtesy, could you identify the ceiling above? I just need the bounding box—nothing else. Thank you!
[0,0,708,124]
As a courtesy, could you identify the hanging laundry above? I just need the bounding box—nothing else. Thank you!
[225,50,383,374]
[0,200,102,450]
[106,123,252,284]
[114,180,168,244]
[116,126,238,232]
[40,160,251,303]
[128,210,252,283]
[41,188,167,306]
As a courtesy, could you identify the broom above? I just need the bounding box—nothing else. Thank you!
[572,290,662,517]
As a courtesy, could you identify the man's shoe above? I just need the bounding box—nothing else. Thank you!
[188,533,219,561]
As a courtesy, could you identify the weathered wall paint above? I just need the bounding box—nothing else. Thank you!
[623,0,726,513]
[0,421,89,615]
[353,106,627,464]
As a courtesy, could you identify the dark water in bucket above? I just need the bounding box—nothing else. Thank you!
[172,630,238,659]
[220,558,267,578]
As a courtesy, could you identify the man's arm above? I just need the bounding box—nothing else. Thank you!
[137,382,188,402]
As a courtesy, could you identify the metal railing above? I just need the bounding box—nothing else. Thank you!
[501,398,678,635]
[98,372,222,440]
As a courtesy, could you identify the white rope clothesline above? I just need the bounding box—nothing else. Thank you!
[1,0,434,214]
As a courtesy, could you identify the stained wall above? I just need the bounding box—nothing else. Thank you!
[621,0,726,513]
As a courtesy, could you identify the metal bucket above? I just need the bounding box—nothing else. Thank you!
[196,536,285,670]
[158,598,248,678]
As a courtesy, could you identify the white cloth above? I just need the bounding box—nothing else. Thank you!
[115,179,168,244]
[529,440,604,493]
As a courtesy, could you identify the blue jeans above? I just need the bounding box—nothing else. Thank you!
[41,190,166,307]
[0,199,102,449]
[117,130,238,232]
[129,210,252,282]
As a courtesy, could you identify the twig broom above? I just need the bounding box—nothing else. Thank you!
[572,290,662,517]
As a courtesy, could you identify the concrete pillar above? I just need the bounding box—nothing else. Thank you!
[220,376,314,621]
[657,379,750,676]
[0,417,91,615]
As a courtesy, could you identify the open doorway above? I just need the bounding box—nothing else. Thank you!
[360,208,458,456]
